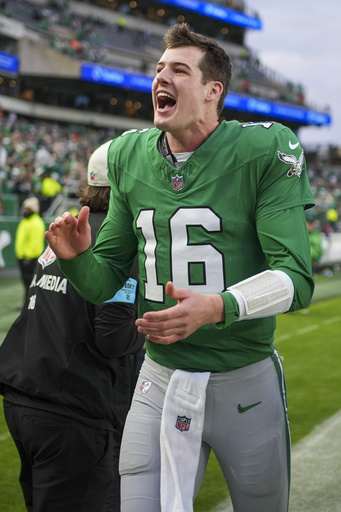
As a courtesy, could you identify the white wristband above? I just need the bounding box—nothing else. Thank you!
[226,270,294,320]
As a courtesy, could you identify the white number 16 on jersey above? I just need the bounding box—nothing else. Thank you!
[136,207,225,302]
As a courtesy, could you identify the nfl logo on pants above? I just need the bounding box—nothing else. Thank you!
[175,415,191,432]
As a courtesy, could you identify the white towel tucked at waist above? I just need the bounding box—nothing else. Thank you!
[160,369,210,512]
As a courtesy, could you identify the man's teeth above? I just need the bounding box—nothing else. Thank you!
[157,93,176,110]
[158,93,174,100]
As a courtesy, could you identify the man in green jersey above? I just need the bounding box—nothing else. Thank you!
[46,24,314,512]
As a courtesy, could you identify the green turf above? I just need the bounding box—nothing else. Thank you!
[0,274,26,512]
[277,298,341,443]
[0,272,340,512]
[0,429,26,512]
[0,274,23,344]
[194,273,341,511]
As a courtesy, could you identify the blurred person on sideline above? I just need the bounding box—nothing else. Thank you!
[15,196,45,303]
[325,206,339,232]
[46,24,314,512]
[39,168,63,214]
[306,210,323,276]
[0,141,144,512]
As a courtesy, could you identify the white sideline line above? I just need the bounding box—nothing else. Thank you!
[297,324,318,335]
[275,334,290,343]
[209,409,341,512]
[275,323,319,343]
[287,409,341,511]
[324,316,341,325]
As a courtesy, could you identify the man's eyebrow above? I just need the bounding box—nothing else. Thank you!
[156,60,192,70]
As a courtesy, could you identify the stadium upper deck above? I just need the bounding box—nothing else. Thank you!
[0,0,332,133]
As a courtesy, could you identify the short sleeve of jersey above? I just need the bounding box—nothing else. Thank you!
[255,125,314,217]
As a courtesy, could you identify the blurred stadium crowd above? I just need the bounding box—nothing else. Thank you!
[0,110,340,237]
[0,110,117,215]
[0,0,308,107]
[0,1,338,234]
[306,159,340,236]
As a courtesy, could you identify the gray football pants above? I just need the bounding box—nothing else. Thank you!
[119,352,290,512]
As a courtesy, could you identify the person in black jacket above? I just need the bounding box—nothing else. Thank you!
[0,140,144,512]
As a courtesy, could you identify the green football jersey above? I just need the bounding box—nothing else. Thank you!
[60,120,314,371]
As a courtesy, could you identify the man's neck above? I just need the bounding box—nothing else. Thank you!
[166,121,220,153]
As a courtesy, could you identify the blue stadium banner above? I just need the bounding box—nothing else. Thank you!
[225,93,332,126]
[0,51,19,74]
[81,63,331,127]
[156,0,262,29]
[81,63,153,92]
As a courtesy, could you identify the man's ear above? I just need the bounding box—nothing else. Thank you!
[206,81,223,103]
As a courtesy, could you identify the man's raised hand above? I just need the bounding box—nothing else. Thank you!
[45,206,91,259]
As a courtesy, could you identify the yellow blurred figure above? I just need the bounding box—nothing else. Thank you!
[15,197,46,302]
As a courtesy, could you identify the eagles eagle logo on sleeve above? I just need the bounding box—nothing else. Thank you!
[277,150,304,178]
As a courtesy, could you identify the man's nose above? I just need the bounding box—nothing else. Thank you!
[155,67,170,83]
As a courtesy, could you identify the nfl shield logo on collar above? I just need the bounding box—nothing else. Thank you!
[172,174,184,191]
[175,415,191,432]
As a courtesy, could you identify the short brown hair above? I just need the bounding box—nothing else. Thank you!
[163,23,232,116]
[79,185,110,213]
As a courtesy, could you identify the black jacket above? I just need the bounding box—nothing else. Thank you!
[0,212,144,430]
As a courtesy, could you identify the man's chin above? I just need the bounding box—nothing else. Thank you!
[154,112,174,131]
[154,119,167,132]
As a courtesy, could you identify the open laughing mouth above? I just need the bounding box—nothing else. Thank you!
[157,92,176,112]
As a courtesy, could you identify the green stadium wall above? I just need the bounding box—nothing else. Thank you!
[0,217,49,269]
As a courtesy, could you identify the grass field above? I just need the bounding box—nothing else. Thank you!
[0,271,341,511]
[194,279,341,511]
